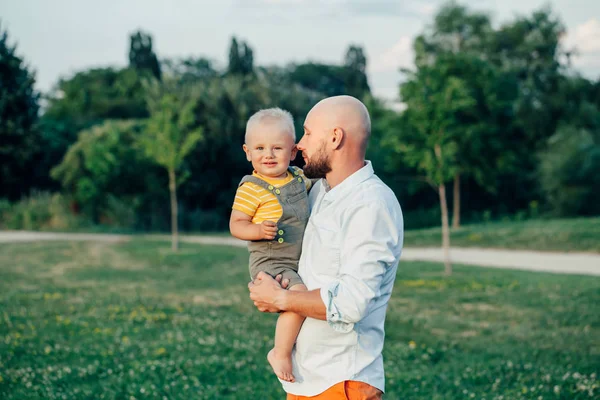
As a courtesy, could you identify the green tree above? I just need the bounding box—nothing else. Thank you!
[0,21,41,200]
[343,45,370,99]
[44,67,149,127]
[40,67,149,188]
[391,58,478,275]
[227,37,254,76]
[140,79,203,251]
[128,30,161,80]
[162,57,218,83]
[288,63,347,97]
[538,125,600,216]
[412,2,497,228]
[50,120,156,224]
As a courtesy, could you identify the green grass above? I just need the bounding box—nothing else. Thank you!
[405,217,600,252]
[0,240,598,399]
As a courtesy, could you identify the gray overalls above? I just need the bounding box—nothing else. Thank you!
[239,167,309,288]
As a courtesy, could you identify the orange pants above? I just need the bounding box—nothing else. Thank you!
[286,381,383,400]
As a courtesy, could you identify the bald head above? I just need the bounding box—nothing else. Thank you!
[306,95,371,153]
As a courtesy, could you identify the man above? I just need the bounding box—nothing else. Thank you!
[249,95,403,399]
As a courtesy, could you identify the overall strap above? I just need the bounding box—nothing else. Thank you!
[238,174,273,190]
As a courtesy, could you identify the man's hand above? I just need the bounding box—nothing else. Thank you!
[248,271,286,312]
[259,220,278,240]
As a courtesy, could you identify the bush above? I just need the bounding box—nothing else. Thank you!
[181,207,228,232]
[0,192,88,231]
[538,126,600,216]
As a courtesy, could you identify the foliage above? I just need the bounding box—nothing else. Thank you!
[44,67,149,128]
[343,45,371,99]
[0,192,88,231]
[0,21,41,200]
[227,36,254,76]
[129,30,161,80]
[141,80,203,178]
[537,126,600,216]
[50,120,157,222]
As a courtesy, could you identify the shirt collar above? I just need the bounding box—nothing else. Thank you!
[322,160,374,203]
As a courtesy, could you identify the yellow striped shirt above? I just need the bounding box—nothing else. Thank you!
[233,168,311,224]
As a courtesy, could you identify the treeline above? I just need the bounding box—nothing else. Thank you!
[1,3,598,233]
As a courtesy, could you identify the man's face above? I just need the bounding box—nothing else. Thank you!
[243,122,297,179]
[297,110,332,179]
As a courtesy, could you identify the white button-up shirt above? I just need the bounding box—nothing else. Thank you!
[282,161,404,396]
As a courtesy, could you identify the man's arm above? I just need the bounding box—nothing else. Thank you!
[318,201,401,333]
[230,210,277,241]
[248,271,326,320]
[249,201,402,331]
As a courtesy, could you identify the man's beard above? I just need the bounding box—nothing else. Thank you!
[303,142,332,179]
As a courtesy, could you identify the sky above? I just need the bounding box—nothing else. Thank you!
[2,0,599,102]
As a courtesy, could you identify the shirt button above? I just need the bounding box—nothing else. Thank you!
[278,230,284,235]
[278,238,284,243]
[268,185,274,190]
[275,189,281,195]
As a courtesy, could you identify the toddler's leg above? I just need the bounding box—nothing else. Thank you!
[267,283,307,383]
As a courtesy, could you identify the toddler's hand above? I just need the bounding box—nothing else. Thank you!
[260,220,278,240]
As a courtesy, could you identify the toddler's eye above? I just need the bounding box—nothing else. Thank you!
[256,147,264,150]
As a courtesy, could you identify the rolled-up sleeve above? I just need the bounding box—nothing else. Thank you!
[320,201,401,333]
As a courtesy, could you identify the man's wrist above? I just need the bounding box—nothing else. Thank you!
[276,288,289,312]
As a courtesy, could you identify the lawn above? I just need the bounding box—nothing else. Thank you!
[0,240,598,399]
[404,217,600,253]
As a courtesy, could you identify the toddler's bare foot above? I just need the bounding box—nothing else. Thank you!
[267,348,295,383]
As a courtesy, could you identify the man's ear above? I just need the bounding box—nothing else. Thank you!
[331,127,344,150]
[242,144,252,162]
[290,144,298,160]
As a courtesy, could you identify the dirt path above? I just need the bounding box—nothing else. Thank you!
[1,231,599,276]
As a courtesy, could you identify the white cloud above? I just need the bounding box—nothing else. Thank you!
[369,36,414,73]
[563,18,600,73]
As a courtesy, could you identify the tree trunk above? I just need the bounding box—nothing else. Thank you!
[438,182,452,276]
[452,172,461,229]
[169,169,179,252]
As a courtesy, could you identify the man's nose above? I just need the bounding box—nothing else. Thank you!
[297,137,306,151]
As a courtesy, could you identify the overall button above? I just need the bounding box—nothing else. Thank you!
[298,178,303,183]
[268,185,274,190]
[275,189,281,195]
[278,230,284,235]
[278,238,284,244]
[294,171,300,176]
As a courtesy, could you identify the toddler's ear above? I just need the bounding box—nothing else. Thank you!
[291,144,298,160]
[242,144,252,162]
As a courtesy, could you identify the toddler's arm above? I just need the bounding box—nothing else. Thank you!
[230,210,278,241]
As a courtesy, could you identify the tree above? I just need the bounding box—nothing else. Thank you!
[227,36,254,76]
[538,125,600,216]
[128,30,161,80]
[44,67,149,127]
[140,79,203,251]
[0,21,41,200]
[343,45,370,99]
[390,57,477,275]
[40,67,149,190]
[412,2,496,228]
[288,63,347,97]
[50,120,155,224]
[162,57,218,83]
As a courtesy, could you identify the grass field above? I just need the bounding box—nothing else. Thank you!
[0,240,598,399]
[404,217,600,253]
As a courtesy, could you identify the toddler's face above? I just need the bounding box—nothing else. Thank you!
[243,122,297,179]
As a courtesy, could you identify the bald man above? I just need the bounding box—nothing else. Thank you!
[249,96,404,399]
